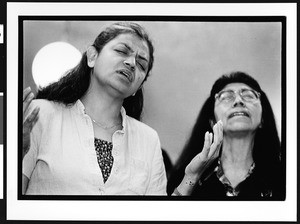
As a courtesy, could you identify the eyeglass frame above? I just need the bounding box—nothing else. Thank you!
[214,88,261,103]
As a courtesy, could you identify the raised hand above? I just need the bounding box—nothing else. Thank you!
[173,120,223,196]
[184,120,223,180]
[185,121,223,178]
[23,87,39,159]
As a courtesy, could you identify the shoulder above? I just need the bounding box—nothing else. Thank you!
[30,99,64,113]
[126,116,159,139]
[27,99,68,121]
[30,99,59,109]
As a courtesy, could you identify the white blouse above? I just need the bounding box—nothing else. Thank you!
[23,99,167,195]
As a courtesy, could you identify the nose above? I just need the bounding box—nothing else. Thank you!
[123,56,136,71]
[232,94,245,107]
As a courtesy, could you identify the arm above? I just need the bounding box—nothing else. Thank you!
[23,87,39,159]
[173,120,223,196]
[22,87,41,194]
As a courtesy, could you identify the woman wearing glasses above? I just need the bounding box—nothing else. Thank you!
[168,71,284,199]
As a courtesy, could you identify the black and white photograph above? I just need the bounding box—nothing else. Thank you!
[21,19,285,198]
[4,1,298,223]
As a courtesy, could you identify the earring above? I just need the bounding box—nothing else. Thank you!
[132,92,136,96]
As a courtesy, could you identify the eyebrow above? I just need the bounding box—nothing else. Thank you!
[120,43,149,63]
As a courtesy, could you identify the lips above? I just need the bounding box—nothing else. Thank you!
[228,111,250,118]
[117,69,133,82]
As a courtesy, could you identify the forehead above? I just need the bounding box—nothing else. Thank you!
[221,82,253,91]
[109,33,149,58]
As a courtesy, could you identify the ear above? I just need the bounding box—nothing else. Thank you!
[87,46,98,68]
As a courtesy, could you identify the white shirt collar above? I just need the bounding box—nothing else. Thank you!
[74,99,127,133]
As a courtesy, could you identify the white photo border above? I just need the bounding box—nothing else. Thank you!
[7,2,297,221]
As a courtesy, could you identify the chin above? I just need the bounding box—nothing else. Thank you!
[109,81,130,95]
[226,125,257,133]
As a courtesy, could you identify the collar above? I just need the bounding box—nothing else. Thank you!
[74,99,126,133]
[215,159,256,182]
[215,159,255,196]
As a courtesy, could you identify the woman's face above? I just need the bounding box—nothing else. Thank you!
[214,83,262,135]
[89,33,150,98]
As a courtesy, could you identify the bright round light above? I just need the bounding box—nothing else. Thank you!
[32,41,82,88]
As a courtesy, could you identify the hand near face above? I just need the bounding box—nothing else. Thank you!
[185,120,223,181]
[23,87,39,159]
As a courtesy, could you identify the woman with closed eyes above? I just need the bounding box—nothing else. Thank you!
[168,71,285,199]
[22,22,167,195]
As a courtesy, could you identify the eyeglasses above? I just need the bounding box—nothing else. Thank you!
[215,88,261,103]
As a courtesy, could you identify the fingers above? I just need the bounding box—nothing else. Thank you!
[202,131,213,157]
[199,120,223,161]
[214,120,223,155]
[213,121,220,144]
[208,120,223,158]
[23,107,40,132]
[23,87,31,101]
[23,87,35,116]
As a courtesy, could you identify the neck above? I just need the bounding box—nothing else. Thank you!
[220,135,256,188]
[220,134,255,169]
[80,85,123,125]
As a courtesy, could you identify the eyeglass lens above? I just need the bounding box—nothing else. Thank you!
[218,89,259,102]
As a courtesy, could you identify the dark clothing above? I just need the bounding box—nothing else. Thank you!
[189,160,285,200]
[192,170,272,200]
[167,159,285,200]
[94,138,114,183]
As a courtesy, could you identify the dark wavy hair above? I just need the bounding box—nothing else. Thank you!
[167,71,284,198]
[36,21,155,120]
